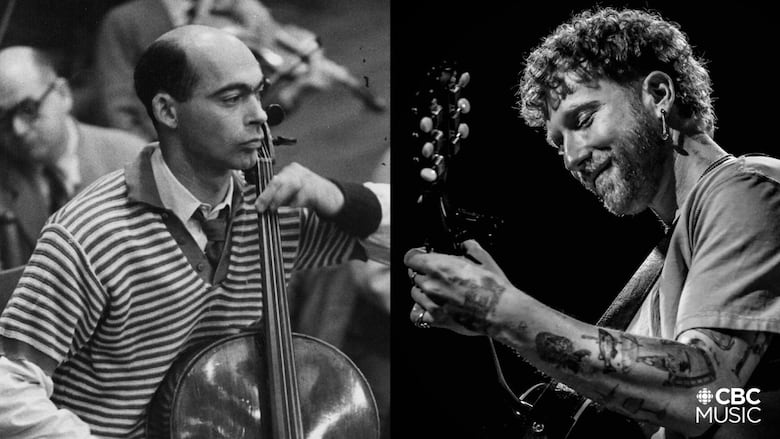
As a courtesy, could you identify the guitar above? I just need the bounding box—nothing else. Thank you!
[410,64,645,439]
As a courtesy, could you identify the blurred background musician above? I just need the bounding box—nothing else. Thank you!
[92,0,386,141]
[0,46,144,269]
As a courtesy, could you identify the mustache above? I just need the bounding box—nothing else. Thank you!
[574,155,612,188]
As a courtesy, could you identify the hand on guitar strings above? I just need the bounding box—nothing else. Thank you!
[406,240,515,337]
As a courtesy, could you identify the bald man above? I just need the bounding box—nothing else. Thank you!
[0,26,388,438]
[0,47,145,269]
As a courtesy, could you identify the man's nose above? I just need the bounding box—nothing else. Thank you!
[562,132,592,172]
[245,95,268,126]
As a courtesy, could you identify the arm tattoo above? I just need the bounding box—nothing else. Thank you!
[582,329,640,374]
[535,332,592,375]
[697,328,736,351]
[734,332,771,377]
[581,329,716,387]
[636,338,716,387]
[495,321,529,345]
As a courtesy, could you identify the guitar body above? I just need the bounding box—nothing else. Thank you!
[146,331,380,439]
[513,382,646,439]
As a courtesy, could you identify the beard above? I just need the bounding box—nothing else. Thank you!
[577,102,669,216]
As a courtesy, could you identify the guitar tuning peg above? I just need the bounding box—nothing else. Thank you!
[457,98,471,115]
[453,123,470,143]
[458,72,471,88]
[421,141,434,158]
[430,103,443,117]
[420,117,434,133]
[420,167,437,183]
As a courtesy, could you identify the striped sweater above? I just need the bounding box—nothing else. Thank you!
[0,151,364,437]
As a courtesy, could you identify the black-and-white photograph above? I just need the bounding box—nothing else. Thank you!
[0,0,388,438]
[392,2,780,438]
[2,0,780,438]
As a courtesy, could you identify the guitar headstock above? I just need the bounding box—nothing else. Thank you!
[410,63,502,254]
[412,64,471,188]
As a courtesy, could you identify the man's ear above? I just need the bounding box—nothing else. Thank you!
[642,71,675,116]
[151,93,178,129]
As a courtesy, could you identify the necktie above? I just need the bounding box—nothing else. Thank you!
[193,208,228,269]
[43,167,69,213]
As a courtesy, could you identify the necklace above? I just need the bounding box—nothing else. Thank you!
[699,154,734,182]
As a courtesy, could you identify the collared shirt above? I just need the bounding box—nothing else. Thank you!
[0,144,379,438]
[35,118,81,202]
[57,118,81,197]
[150,146,233,252]
[0,144,388,438]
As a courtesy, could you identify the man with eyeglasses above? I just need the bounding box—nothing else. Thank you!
[0,46,145,269]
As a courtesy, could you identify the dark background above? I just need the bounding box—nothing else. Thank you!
[391,1,777,437]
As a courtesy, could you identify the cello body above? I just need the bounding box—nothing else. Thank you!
[147,330,380,438]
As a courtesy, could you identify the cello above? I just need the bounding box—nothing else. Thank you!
[146,121,380,438]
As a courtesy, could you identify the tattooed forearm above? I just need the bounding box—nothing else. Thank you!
[493,320,529,346]
[581,329,641,374]
[578,329,716,387]
[636,338,716,387]
[535,332,593,374]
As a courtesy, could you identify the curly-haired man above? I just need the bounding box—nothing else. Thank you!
[406,8,780,438]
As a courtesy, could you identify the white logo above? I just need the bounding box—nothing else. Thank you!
[696,388,714,405]
[695,387,762,425]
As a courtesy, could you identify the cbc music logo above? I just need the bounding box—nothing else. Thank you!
[695,387,762,425]
[696,388,714,405]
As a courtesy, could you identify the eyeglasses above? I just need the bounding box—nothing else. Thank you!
[0,80,58,130]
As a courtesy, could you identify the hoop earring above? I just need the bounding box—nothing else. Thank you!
[660,109,670,141]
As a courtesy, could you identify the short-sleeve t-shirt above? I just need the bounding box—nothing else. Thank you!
[628,154,780,439]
